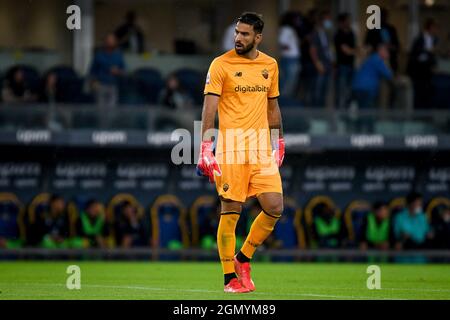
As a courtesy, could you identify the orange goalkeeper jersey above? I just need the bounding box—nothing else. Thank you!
[204,49,279,153]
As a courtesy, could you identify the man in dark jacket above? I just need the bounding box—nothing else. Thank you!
[407,18,439,109]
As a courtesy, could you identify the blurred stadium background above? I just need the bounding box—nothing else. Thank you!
[0,0,450,267]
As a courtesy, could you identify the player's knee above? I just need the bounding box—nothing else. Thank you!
[220,197,243,214]
[263,202,283,218]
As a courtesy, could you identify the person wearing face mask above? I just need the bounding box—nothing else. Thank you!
[394,192,433,250]
[308,9,333,107]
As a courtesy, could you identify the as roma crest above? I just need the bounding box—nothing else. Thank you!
[261,69,269,79]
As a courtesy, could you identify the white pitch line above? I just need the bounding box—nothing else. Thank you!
[84,284,406,300]
[298,286,450,294]
[4,282,450,294]
[0,283,405,300]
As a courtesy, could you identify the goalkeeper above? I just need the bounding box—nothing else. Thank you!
[197,12,284,293]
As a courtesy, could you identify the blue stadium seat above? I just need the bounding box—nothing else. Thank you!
[344,200,371,247]
[173,68,205,105]
[26,193,51,246]
[134,68,164,104]
[189,195,217,247]
[47,65,77,79]
[45,65,84,103]
[118,75,143,106]
[0,193,25,247]
[432,74,450,109]
[426,197,450,224]
[150,194,189,251]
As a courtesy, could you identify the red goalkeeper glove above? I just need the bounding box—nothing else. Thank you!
[273,137,285,167]
[196,140,222,183]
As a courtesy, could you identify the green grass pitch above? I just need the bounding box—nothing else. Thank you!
[1,262,450,300]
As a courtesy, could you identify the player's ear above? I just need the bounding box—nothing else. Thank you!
[255,32,262,44]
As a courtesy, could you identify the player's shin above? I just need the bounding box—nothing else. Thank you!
[217,213,240,280]
[240,210,280,259]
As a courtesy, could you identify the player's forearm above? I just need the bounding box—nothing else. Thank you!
[268,100,283,139]
[201,95,219,141]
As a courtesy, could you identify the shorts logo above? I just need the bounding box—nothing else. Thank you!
[234,71,242,77]
[261,69,269,79]
[223,183,229,192]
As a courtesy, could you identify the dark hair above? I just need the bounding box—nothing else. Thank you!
[319,9,331,20]
[126,11,136,21]
[316,202,332,215]
[424,18,436,30]
[280,11,299,27]
[373,201,387,212]
[120,200,134,210]
[439,206,450,215]
[49,194,64,204]
[406,192,422,205]
[237,12,264,34]
[337,13,350,23]
[85,199,99,211]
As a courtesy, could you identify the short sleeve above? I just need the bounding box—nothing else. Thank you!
[268,61,280,99]
[204,59,225,96]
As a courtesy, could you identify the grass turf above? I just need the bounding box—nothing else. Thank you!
[0,261,449,300]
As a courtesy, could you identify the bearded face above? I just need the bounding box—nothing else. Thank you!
[234,22,261,56]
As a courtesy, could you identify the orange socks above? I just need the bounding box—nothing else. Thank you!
[217,212,240,274]
[240,211,280,259]
[218,210,280,274]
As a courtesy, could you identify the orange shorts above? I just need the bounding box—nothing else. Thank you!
[214,150,283,202]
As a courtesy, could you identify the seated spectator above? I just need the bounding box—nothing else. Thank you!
[158,74,194,110]
[351,44,393,109]
[39,72,60,104]
[394,192,433,250]
[76,199,108,248]
[312,203,344,248]
[114,201,146,248]
[89,33,125,108]
[114,11,145,54]
[431,206,450,249]
[359,201,393,250]
[36,194,72,249]
[1,67,38,103]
